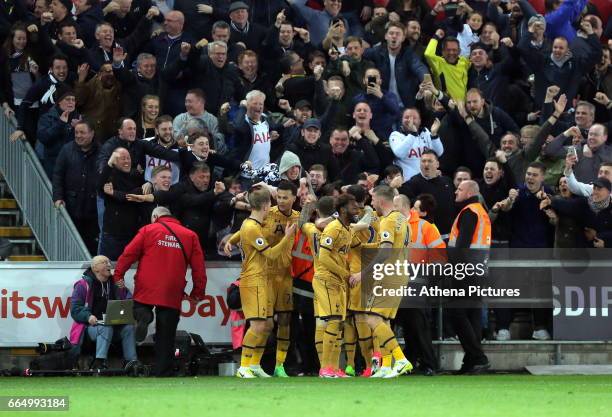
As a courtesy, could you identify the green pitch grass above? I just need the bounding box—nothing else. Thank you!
[2,375,611,417]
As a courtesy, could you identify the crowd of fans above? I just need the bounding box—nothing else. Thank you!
[1,0,611,345]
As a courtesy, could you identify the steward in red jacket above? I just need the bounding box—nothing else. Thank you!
[114,215,207,309]
[113,208,207,376]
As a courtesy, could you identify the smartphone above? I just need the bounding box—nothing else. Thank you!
[567,145,578,160]
[444,3,458,12]
[367,75,376,86]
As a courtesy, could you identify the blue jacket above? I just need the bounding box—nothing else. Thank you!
[36,106,78,165]
[52,141,99,220]
[509,184,555,248]
[518,32,602,106]
[352,91,401,141]
[363,44,428,108]
[545,0,588,43]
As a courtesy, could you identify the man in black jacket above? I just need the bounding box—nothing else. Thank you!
[286,118,339,182]
[447,180,491,374]
[53,118,100,254]
[329,127,379,184]
[163,40,241,115]
[97,118,180,174]
[228,1,266,55]
[112,52,159,119]
[98,148,145,260]
[399,150,456,238]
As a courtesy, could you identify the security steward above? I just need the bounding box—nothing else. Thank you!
[114,206,207,377]
[447,180,491,374]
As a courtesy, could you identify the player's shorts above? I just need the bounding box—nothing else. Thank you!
[239,276,269,320]
[313,276,347,320]
[365,274,409,320]
[268,274,293,313]
[347,281,366,313]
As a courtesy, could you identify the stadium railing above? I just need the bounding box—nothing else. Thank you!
[0,114,91,261]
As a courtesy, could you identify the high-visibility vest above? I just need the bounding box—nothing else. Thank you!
[291,231,314,283]
[447,202,491,248]
[409,209,446,249]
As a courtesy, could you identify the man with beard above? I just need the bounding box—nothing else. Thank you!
[144,115,180,185]
[75,62,122,141]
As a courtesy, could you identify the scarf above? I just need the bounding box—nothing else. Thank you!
[588,196,611,213]
[550,51,572,68]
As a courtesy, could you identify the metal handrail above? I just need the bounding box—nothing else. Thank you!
[0,114,91,261]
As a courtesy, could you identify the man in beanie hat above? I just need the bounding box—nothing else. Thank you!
[36,85,80,177]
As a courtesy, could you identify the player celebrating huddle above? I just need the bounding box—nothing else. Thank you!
[313,194,361,378]
[353,185,413,378]
[230,187,296,378]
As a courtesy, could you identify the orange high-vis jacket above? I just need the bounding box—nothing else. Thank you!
[447,203,491,249]
[291,231,314,283]
[408,209,447,264]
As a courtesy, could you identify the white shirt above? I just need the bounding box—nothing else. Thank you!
[388,53,401,106]
[247,116,271,171]
[143,137,180,184]
[389,128,444,181]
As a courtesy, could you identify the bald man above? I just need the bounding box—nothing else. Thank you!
[448,179,491,374]
[69,255,138,370]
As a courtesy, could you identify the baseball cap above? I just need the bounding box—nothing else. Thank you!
[295,100,312,110]
[302,118,321,130]
[593,178,611,192]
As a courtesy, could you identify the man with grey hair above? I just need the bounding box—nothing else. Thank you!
[163,39,241,114]
[113,52,159,118]
[69,255,138,370]
[113,206,206,376]
[230,90,283,186]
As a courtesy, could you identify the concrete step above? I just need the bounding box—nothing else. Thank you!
[436,341,612,371]
[0,226,32,238]
[7,254,46,261]
[8,238,39,256]
[0,209,22,226]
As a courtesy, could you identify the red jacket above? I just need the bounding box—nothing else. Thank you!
[113,216,207,310]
